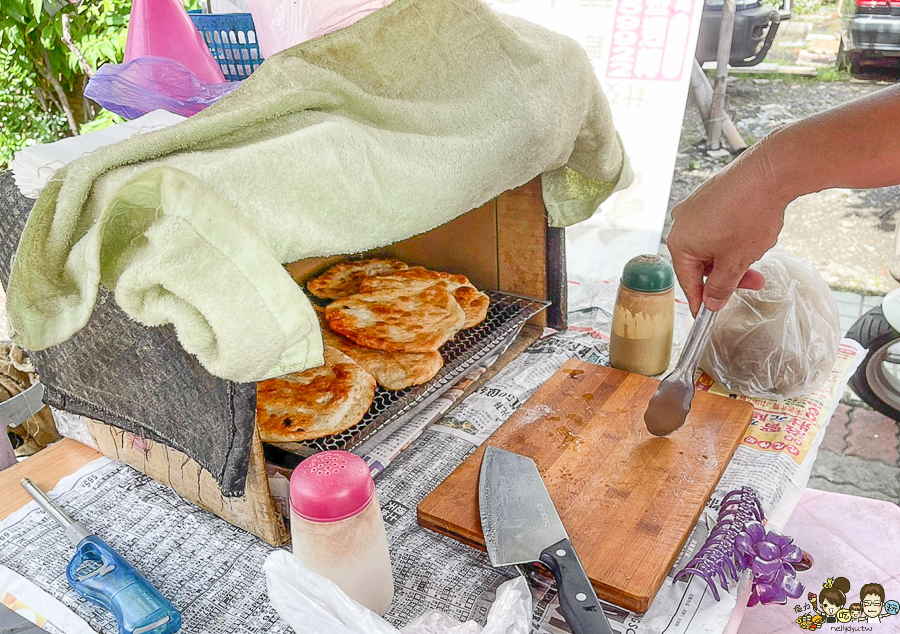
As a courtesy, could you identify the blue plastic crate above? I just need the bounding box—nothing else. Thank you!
[189,13,263,81]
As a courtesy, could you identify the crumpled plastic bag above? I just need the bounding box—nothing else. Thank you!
[264,550,533,634]
[700,250,840,400]
[85,57,239,120]
[249,0,392,58]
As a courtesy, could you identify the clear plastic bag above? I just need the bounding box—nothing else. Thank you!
[700,250,841,400]
[264,550,533,634]
[84,57,239,120]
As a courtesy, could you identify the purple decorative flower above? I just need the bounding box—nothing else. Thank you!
[675,489,807,607]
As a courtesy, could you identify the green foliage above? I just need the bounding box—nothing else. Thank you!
[0,0,133,167]
[816,66,851,82]
[0,0,199,169]
[0,48,67,167]
[763,0,837,15]
[79,108,124,135]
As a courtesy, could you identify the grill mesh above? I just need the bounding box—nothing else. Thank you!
[271,291,548,457]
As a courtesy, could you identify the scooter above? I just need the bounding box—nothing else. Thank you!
[846,228,900,421]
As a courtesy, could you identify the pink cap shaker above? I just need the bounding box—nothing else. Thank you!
[289,451,394,614]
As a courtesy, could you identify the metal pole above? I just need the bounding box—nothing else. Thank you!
[21,478,76,528]
[691,59,746,152]
[708,0,737,150]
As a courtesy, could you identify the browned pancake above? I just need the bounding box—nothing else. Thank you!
[256,347,376,442]
[307,258,409,300]
[324,286,465,352]
[359,268,489,328]
[320,326,443,390]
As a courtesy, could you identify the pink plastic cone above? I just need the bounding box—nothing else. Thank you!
[125,0,227,84]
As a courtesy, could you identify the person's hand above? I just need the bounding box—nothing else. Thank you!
[667,148,789,315]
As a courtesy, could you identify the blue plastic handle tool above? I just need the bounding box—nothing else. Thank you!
[66,536,181,634]
[20,478,181,634]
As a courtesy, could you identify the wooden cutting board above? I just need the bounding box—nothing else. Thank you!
[417,360,754,613]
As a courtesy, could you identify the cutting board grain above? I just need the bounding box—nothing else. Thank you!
[417,360,754,613]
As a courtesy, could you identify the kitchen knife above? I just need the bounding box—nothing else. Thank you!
[478,445,614,634]
[0,603,50,633]
[0,384,45,430]
[0,383,45,470]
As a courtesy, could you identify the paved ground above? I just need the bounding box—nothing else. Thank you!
[815,291,900,504]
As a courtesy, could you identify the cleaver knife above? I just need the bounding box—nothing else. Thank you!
[0,383,45,471]
[0,383,45,430]
[479,446,614,634]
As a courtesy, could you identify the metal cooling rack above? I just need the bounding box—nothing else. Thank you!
[269,291,548,457]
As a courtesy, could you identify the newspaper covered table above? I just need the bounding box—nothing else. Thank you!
[0,278,862,634]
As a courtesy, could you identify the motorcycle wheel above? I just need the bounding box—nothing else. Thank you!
[846,306,900,421]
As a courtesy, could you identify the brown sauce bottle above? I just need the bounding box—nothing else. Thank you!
[609,255,674,377]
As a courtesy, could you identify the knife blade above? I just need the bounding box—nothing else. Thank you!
[478,446,613,634]
[0,384,45,429]
[0,603,49,633]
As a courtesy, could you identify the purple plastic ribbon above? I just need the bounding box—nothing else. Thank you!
[674,487,805,606]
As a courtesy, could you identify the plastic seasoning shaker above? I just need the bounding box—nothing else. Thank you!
[290,451,394,615]
[609,254,675,377]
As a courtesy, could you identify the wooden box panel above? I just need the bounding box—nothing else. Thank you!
[79,179,564,546]
[286,178,566,330]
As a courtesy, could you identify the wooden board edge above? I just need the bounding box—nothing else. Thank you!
[415,508,487,552]
[0,439,102,522]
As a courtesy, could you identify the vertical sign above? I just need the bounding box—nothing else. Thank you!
[488,0,704,284]
[607,0,696,81]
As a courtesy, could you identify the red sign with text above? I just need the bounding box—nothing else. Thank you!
[606,0,697,82]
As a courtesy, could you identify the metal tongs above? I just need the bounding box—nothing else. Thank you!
[643,304,719,436]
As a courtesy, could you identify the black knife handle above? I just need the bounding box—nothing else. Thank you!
[539,537,614,634]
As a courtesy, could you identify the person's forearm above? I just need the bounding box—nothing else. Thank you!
[753,83,900,201]
[666,83,900,314]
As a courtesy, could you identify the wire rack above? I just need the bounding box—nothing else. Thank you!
[268,291,548,457]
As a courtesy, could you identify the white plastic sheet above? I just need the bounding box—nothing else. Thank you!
[264,550,533,634]
[249,0,392,58]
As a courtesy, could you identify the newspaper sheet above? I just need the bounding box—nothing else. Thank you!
[0,277,862,634]
[0,459,288,634]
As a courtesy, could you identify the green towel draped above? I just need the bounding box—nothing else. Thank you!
[6,0,630,382]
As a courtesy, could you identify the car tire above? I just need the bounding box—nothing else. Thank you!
[850,51,863,75]
[846,306,900,421]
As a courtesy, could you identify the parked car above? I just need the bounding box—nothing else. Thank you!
[696,0,792,67]
[837,0,900,73]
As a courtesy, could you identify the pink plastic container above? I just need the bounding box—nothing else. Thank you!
[290,451,394,614]
[126,0,226,85]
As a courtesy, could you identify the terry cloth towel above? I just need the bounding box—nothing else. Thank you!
[7,0,630,382]
[0,172,256,496]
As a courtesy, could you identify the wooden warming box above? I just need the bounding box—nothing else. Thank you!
[83,177,567,545]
